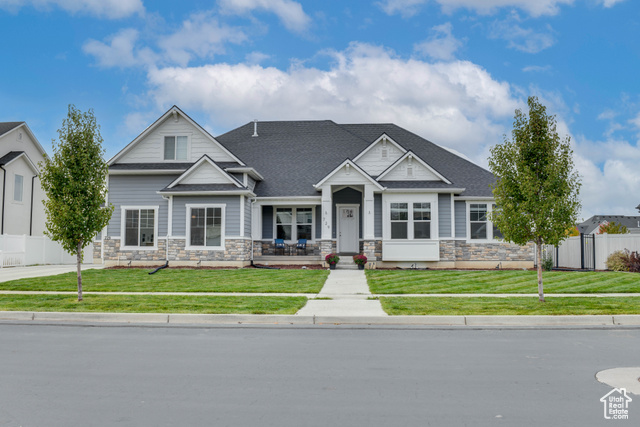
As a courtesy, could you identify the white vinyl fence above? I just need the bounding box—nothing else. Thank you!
[0,235,94,267]
[549,234,640,270]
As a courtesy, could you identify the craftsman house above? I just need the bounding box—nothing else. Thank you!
[96,106,534,268]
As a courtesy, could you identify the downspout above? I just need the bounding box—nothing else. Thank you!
[0,166,5,235]
[30,175,36,236]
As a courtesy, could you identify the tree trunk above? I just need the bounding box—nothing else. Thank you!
[77,239,83,302]
[537,239,545,302]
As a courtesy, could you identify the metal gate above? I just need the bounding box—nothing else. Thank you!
[580,234,595,271]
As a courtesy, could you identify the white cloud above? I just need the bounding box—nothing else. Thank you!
[378,0,575,17]
[83,29,157,68]
[601,0,626,7]
[414,22,463,61]
[144,43,517,160]
[522,65,551,72]
[377,0,427,18]
[245,51,271,64]
[489,13,555,53]
[158,12,247,66]
[0,0,144,19]
[218,0,311,33]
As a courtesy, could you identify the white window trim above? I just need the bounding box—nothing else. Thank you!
[120,206,160,250]
[466,201,501,242]
[273,206,316,243]
[382,193,438,241]
[185,203,226,251]
[162,134,191,162]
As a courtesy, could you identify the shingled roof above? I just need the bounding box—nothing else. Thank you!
[0,122,24,138]
[215,120,495,198]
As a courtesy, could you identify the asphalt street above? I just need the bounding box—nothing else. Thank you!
[0,323,637,426]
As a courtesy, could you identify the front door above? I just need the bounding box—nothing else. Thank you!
[338,205,359,253]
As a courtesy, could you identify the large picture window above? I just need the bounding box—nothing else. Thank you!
[276,207,314,241]
[124,208,155,247]
[164,136,188,161]
[470,203,488,239]
[190,207,223,247]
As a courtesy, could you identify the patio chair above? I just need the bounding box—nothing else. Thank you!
[295,239,307,255]
[274,238,286,255]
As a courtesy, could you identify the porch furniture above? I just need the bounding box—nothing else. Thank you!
[274,239,286,255]
[296,239,307,255]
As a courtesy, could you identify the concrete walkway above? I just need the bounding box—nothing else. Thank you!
[296,270,387,317]
[0,264,104,283]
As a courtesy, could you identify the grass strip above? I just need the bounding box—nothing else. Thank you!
[380,296,640,316]
[0,294,307,315]
[0,269,328,293]
[367,270,640,294]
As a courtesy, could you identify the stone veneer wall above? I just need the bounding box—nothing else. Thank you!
[454,241,535,262]
[102,238,167,262]
[102,238,252,262]
[438,240,534,262]
[168,238,251,261]
[93,241,102,263]
[318,240,337,258]
[362,240,382,261]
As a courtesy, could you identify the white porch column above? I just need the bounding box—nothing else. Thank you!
[321,185,332,240]
[363,185,375,240]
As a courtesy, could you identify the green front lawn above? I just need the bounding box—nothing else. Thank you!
[0,268,328,293]
[367,270,640,294]
[0,294,307,314]
[381,296,640,315]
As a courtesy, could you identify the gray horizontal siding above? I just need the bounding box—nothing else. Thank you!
[315,205,321,239]
[455,201,466,238]
[172,195,241,237]
[438,193,452,238]
[244,196,251,237]
[374,193,382,238]
[107,175,176,237]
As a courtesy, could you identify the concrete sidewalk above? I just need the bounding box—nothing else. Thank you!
[296,270,387,317]
[0,264,104,283]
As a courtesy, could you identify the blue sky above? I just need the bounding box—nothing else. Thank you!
[1,0,638,219]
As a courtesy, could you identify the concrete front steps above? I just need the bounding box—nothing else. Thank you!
[335,254,362,270]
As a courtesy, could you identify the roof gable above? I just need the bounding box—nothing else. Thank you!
[109,106,244,166]
[353,133,406,176]
[0,122,47,159]
[377,151,451,183]
[314,159,385,190]
[0,151,39,174]
[167,155,243,189]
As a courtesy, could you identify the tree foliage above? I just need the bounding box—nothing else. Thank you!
[40,105,113,301]
[597,221,628,235]
[488,96,581,301]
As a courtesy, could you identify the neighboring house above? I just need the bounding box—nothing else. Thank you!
[578,215,640,235]
[96,106,534,268]
[0,122,47,236]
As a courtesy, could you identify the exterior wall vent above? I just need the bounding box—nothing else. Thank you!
[252,119,258,137]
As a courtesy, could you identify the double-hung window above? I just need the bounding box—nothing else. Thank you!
[390,203,408,239]
[276,207,314,241]
[124,208,155,247]
[413,203,431,239]
[189,206,223,248]
[469,204,488,239]
[164,136,188,161]
[492,204,504,240]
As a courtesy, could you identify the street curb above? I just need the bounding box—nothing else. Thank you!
[2,311,640,326]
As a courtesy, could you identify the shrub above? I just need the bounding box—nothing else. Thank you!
[353,254,367,265]
[325,253,340,265]
[629,252,640,273]
[542,254,554,272]
[606,250,630,272]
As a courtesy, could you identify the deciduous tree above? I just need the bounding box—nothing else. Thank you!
[40,105,113,301]
[489,96,581,302]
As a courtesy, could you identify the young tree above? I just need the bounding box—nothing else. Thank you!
[488,96,581,302]
[40,105,113,301]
